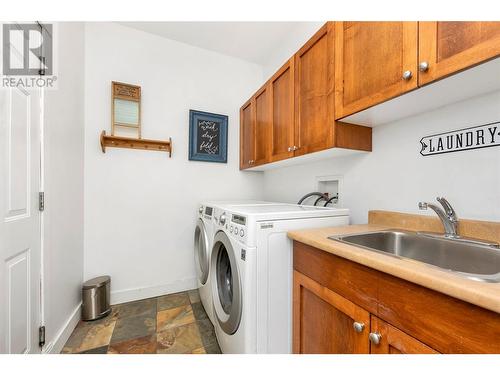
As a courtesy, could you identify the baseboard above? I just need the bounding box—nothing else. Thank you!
[110,277,198,305]
[43,303,81,354]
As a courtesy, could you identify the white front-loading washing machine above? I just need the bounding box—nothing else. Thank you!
[210,212,256,353]
[210,204,350,353]
[194,200,277,325]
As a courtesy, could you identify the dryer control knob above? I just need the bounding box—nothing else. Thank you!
[234,228,239,235]
[199,206,203,214]
[240,229,245,237]
[220,214,226,225]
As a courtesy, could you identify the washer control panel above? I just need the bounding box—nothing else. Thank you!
[230,213,246,241]
[215,210,247,243]
[199,205,213,221]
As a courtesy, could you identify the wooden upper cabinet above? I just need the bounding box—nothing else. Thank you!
[418,22,500,85]
[239,99,255,169]
[254,85,271,166]
[370,316,438,354]
[294,22,335,156]
[293,271,370,354]
[334,22,418,118]
[270,59,295,162]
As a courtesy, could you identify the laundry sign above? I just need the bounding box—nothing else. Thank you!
[420,121,500,156]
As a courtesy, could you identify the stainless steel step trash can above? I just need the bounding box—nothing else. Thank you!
[82,275,111,321]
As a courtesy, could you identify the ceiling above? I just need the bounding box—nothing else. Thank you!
[119,22,314,66]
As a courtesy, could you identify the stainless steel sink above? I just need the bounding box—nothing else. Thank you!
[329,229,500,283]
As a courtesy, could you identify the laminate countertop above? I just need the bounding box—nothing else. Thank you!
[288,222,500,314]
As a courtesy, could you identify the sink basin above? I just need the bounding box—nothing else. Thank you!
[329,230,500,282]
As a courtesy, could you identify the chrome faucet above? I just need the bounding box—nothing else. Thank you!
[418,197,458,238]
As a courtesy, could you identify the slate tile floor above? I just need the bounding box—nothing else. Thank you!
[62,289,221,354]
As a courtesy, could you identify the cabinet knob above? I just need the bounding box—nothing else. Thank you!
[369,332,382,345]
[419,61,429,72]
[248,160,254,165]
[293,145,299,151]
[353,322,365,333]
[287,147,292,152]
[402,70,413,81]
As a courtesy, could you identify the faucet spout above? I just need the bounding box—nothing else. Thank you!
[418,197,459,237]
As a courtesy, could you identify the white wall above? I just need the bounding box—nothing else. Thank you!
[263,90,500,223]
[83,23,265,303]
[43,22,85,352]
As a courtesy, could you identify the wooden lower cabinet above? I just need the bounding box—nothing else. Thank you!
[293,271,435,354]
[293,241,500,354]
[370,316,438,354]
[293,271,370,354]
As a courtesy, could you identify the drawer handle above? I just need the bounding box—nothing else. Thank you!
[369,332,382,345]
[353,322,365,333]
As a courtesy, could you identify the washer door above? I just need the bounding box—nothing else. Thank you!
[211,231,242,335]
[194,219,209,285]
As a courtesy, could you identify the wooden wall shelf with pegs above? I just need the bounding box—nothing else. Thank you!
[100,131,172,157]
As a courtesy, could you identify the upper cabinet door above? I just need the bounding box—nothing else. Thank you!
[334,22,418,118]
[239,99,255,169]
[418,22,500,86]
[254,85,272,166]
[270,59,295,162]
[294,22,335,156]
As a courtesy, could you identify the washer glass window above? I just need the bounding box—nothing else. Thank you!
[211,231,242,335]
[216,245,233,314]
[194,220,209,284]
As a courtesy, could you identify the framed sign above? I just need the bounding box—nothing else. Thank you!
[189,110,228,163]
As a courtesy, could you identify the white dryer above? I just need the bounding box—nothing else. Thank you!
[194,204,216,323]
[210,204,350,353]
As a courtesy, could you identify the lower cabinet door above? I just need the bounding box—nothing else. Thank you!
[293,271,370,354]
[369,316,439,354]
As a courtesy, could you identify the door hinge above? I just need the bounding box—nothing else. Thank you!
[39,326,46,347]
[38,192,44,211]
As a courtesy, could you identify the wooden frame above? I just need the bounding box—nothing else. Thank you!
[188,110,228,163]
[111,81,142,138]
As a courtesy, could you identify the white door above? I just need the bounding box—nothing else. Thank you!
[0,84,42,354]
